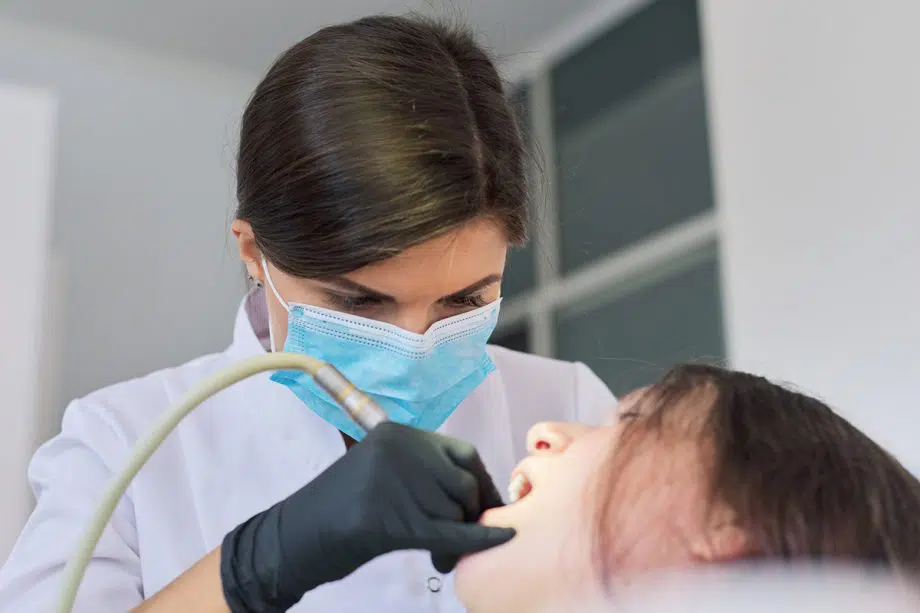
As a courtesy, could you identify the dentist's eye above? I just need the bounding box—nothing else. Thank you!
[447,294,488,309]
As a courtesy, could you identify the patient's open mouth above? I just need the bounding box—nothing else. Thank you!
[507,473,532,503]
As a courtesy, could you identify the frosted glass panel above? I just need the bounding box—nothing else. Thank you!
[503,83,536,299]
[556,62,714,272]
[491,324,530,353]
[551,0,713,273]
[556,252,725,397]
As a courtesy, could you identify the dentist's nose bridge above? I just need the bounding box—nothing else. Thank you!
[388,309,436,335]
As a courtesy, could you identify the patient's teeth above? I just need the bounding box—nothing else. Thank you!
[508,473,526,503]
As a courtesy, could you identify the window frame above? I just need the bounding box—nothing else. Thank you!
[494,0,722,359]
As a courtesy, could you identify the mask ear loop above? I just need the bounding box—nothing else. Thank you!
[260,255,289,353]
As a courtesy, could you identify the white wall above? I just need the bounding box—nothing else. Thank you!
[0,83,56,560]
[701,2,920,473]
[0,18,256,419]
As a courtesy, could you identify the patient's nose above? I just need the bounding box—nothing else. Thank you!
[526,422,597,454]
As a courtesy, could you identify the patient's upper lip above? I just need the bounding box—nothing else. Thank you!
[508,460,535,503]
[508,465,528,490]
[508,473,527,503]
[510,456,534,480]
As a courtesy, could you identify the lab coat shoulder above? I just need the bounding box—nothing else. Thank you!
[71,350,233,441]
[487,345,616,426]
[0,350,231,612]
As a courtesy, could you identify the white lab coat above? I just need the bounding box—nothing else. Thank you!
[0,289,615,612]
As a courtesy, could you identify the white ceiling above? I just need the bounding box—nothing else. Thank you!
[0,0,607,76]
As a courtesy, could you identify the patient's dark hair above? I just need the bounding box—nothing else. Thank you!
[595,364,920,581]
[235,15,528,279]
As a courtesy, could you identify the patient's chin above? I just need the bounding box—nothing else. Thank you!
[454,528,560,613]
[457,506,527,600]
[454,552,493,612]
[454,549,519,613]
[458,503,525,580]
[454,539,509,587]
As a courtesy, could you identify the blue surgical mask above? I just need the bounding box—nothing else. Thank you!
[260,256,500,440]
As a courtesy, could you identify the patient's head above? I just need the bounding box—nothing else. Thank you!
[454,364,920,613]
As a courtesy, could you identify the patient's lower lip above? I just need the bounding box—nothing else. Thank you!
[479,506,509,527]
[508,473,527,502]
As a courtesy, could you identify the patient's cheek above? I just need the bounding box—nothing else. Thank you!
[602,442,709,573]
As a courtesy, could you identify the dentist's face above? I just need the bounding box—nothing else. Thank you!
[454,389,719,613]
[231,218,507,349]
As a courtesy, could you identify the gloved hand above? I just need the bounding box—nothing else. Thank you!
[219,422,514,612]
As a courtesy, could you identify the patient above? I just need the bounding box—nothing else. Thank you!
[454,364,920,613]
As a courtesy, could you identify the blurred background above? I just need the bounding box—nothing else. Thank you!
[2,0,919,560]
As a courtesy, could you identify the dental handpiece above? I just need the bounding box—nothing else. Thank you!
[313,363,389,433]
[56,354,386,613]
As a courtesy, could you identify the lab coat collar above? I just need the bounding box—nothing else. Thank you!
[230,286,272,356]
[227,285,350,473]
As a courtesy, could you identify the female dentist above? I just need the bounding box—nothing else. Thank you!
[0,14,614,613]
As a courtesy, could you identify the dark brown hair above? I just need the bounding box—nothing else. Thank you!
[235,15,528,278]
[595,364,920,581]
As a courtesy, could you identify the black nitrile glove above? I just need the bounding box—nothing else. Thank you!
[220,422,515,612]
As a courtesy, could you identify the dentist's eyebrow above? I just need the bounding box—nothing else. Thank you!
[441,274,502,300]
[319,277,394,302]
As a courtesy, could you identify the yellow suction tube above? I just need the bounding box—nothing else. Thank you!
[55,352,387,613]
